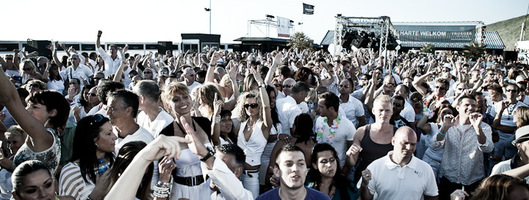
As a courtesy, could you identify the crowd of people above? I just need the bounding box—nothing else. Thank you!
[0,30,529,200]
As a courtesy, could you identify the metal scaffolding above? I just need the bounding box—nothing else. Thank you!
[334,15,399,64]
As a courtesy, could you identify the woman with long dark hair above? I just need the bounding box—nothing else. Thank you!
[105,141,153,200]
[59,114,117,199]
[307,143,359,200]
[44,63,65,94]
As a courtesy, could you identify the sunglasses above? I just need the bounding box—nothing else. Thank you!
[90,114,105,126]
[29,84,40,88]
[339,84,350,88]
[506,89,518,93]
[274,84,281,87]
[283,85,293,88]
[435,86,446,90]
[89,93,97,97]
[144,71,152,74]
[23,68,32,71]
[244,103,259,109]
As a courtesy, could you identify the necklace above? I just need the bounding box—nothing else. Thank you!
[246,119,257,132]
[506,102,516,121]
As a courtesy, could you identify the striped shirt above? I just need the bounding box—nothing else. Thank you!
[59,162,95,200]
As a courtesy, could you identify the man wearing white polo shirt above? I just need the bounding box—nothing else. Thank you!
[359,126,438,200]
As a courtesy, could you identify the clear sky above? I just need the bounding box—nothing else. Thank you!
[3,0,528,44]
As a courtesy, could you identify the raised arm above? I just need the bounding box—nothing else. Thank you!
[206,51,221,83]
[104,135,190,200]
[252,67,272,139]
[264,52,283,84]
[222,61,240,111]
[0,64,53,153]
[412,71,435,97]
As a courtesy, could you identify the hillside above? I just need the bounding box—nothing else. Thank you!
[487,14,529,51]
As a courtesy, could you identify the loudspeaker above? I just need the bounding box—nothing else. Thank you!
[504,51,517,62]
[158,41,173,55]
[26,40,52,59]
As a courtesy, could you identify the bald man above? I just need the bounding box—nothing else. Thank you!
[359,127,438,200]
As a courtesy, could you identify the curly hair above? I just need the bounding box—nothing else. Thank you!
[235,90,262,122]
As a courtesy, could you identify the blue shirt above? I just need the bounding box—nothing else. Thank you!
[256,187,330,200]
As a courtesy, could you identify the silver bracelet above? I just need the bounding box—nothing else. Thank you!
[214,115,221,123]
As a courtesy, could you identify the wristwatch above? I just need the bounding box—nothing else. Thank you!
[200,149,215,162]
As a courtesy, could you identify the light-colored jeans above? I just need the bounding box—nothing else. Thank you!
[242,169,259,198]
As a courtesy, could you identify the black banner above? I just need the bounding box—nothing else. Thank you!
[303,3,314,15]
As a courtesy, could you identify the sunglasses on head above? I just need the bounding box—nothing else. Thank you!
[244,103,259,109]
[90,114,105,126]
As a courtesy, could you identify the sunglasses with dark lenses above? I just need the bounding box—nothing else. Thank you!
[29,84,40,88]
[339,84,350,88]
[274,84,281,87]
[90,114,105,126]
[244,103,259,109]
[23,68,32,71]
[435,86,446,90]
[89,93,97,97]
[283,85,293,88]
[506,89,518,93]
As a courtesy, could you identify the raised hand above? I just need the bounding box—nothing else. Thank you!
[138,134,190,162]
[442,114,456,128]
[469,113,483,129]
[181,116,209,157]
[346,143,363,157]
[213,93,223,116]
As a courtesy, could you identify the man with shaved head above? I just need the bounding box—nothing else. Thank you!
[359,127,438,200]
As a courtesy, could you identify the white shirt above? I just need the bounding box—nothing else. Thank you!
[400,100,415,123]
[96,46,122,78]
[493,101,528,128]
[276,96,302,135]
[115,126,154,153]
[60,64,93,83]
[361,152,438,200]
[314,115,356,167]
[209,158,254,200]
[136,109,174,138]
[432,120,494,185]
[338,93,365,128]
[184,81,201,92]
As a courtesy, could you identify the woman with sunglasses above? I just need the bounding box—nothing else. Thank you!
[19,59,44,84]
[59,114,117,200]
[158,82,219,199]
[233,67,272,197]
[43,63,65,95]
[71,85,98,123]
[0,67,70,176]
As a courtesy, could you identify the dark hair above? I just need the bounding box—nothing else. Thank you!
[293,113,314,145]
[308,143,352,199]
[79,84,95,107]
[134,80,161,102]
[12,160,51,195]
[215,144,246,169]
[291,81,310,95]
[48,63,62,81]
[97,81,125,104]
[265,85,280,125]
[294,67,314,83]
[487,83,503,94]
[279,66,292,78]
[109,90,140,118]
[220,109,237,143]
[470,174,529,200]
[319,92,340,112]
[71,114,113,183]
[275,144,304,165]
[107,141,152,200]
[457,94,476,106]
[28,90,70,131]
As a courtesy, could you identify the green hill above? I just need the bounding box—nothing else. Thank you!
[487,14,529,51]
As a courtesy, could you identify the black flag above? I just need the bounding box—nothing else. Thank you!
[303,3,314,15]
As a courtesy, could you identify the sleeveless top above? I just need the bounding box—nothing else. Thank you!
[354,124,393,183]
[237,120,267,166]
[13,128,61,176]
